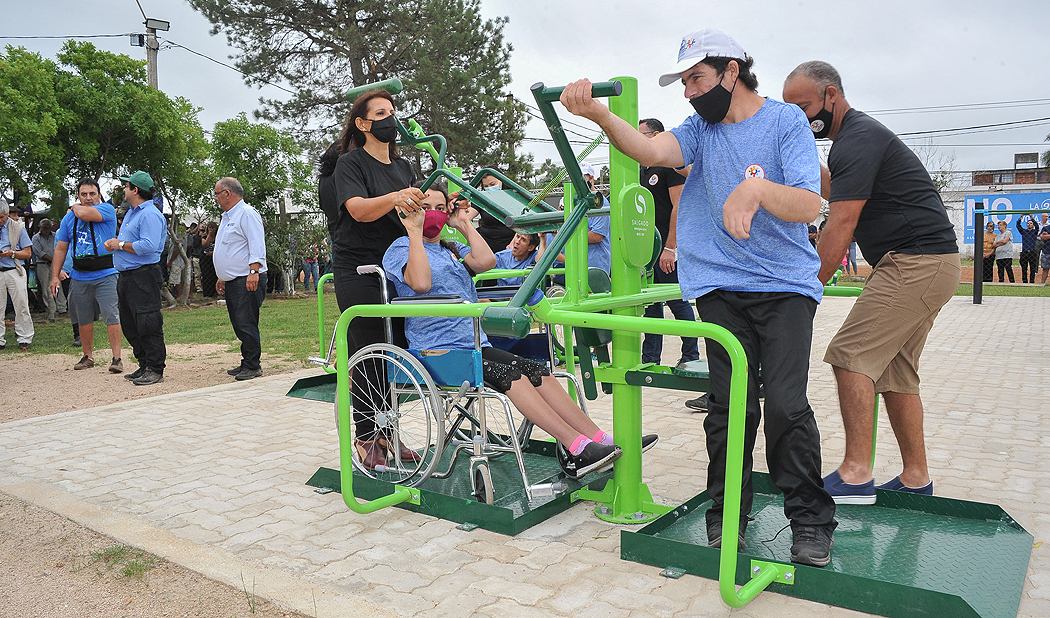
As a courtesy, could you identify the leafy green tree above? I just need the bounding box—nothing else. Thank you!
[210,113,314,294]
[0,46,68,209]
[188,0,532,178]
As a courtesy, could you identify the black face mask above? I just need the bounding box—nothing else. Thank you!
[807,91,835,139]
[689,74,737,124]
[368,115,399,143]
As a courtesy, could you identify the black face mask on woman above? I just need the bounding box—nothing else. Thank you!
[689,73,738,124]
[368,115,399,143]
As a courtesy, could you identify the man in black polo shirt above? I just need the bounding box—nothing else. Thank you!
[784,61,960,505]
[638,117,700,369]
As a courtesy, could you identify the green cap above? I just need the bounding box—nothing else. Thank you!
[119,170,155,191]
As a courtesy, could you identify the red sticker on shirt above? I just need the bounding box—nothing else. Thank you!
[648,173,659,186]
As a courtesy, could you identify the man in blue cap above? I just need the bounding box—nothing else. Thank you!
[103,170,168,385]
[560,28,836,567]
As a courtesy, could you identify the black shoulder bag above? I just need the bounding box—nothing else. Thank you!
[71,219,114,272]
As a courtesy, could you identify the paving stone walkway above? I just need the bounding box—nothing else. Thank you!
[1,295,1046,618]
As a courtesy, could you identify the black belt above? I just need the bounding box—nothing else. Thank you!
[0,266,15,272]
[119,262,159,274]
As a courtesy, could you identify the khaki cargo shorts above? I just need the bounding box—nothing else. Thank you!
[824,252,960,394]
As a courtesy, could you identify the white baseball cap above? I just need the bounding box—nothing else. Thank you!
[658,28,746,87]
[579,162,597,178]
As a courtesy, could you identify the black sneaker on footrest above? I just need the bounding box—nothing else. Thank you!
[559,442,622,480]
[707,519,747,551]
[790,522,835,568]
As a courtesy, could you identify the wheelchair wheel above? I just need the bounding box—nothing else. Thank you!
[472,463,494,504]
[346,343,444,487]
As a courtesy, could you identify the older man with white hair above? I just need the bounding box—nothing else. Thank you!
[212,177,268,381]
[0,198,34,350]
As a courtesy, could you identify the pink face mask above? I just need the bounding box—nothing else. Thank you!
[422,209,448,238]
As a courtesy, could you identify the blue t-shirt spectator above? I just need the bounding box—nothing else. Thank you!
[55,202,118,281]
[587,196,612,274]
[383,238,489,350]
[493,248,537,286]
[669,98,823,302]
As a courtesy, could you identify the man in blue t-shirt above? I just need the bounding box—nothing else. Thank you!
[52,178,124,372]
[493,233,544,286]
[561,28,835,567]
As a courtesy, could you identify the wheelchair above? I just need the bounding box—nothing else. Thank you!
[313,265,590,504]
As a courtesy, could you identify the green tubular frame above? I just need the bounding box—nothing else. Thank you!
[325,76,868,608]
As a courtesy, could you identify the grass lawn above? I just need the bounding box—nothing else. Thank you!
[20,289,342,363]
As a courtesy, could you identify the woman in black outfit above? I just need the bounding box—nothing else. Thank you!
[330,90,427,470]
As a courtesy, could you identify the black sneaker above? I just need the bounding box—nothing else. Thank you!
[235,367,263,381]
[789,522,835,568]
[685,393,709,412]
[559,443,622,480]
[124,367,147,381]
[132,369,164,386]
[596,434,660,474]
[226,364,246,376]
[72,337,81,347]
[707,519,746,551]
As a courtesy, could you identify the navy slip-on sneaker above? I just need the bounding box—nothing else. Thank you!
[823,470,876,505]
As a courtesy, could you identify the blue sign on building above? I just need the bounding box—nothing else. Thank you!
[964,192,1050,243]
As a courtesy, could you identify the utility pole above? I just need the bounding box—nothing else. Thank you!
[143,18,169,90]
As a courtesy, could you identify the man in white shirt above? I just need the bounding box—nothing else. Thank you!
[212,177,268,380]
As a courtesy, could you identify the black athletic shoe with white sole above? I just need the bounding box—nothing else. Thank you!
[559,442,622,480]
[790,522,835,568]
[707,519,747,551]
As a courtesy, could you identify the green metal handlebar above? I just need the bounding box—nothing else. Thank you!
[530,80,623,103]
[345,78,403,100]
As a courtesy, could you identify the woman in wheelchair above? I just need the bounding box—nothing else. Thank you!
[381,182,625,479]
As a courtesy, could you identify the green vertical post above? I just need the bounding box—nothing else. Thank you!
[575,76,666,524]
[562,182,578,401]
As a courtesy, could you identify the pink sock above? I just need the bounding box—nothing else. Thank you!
[593,431,614,446]
[570,435,591,456]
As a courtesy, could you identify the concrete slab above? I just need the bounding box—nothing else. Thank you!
[1,295,1046,617]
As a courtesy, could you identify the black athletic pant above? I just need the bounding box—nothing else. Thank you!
[117,263,166,372]
[224,274,266,371]
[334,267,407,442]
[1019,250,1038,283]
[642,265,699,364]
[695,290,836,531]
[61,277,79,339]
[982,255,995,282]
[996,258,1015,283]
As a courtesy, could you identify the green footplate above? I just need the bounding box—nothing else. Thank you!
[307,439,608,536]
[621,473,1032,618]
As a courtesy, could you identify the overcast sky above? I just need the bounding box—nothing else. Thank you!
[5,0,1050,179]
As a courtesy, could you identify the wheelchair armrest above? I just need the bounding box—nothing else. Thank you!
[475,285,522,302]
[390,294,465,304]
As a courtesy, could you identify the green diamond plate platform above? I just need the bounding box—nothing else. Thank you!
[621,472,1032,618]
[306,438,607,536]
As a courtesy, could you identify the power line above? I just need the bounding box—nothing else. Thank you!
[160,39,297,95]
[521,107,599,140]
[0,34,132,40]
[897,142,1050,147]
[869,97,1050,115]
[895,116,1050,137]
[520,100,602,136]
